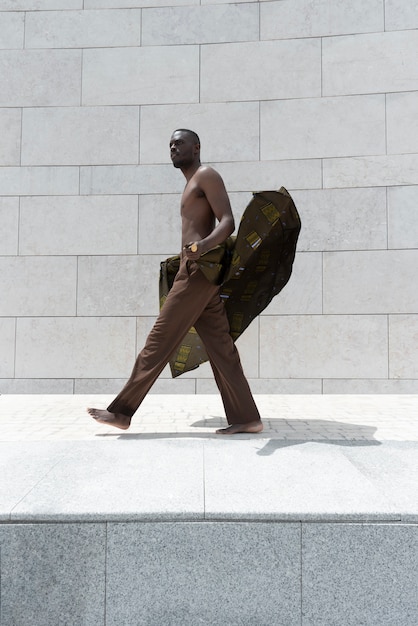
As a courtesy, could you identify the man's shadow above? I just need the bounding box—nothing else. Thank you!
[190,416,382,456]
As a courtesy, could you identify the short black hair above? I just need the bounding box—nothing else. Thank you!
[173,129,200,145]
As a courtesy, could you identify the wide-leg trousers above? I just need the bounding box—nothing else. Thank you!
[107,254,261,425]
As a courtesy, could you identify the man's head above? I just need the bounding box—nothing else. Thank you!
[170,129,200,169]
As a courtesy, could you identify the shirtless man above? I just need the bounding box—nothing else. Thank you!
[87,129,263,435]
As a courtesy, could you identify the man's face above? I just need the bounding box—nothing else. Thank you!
[169,131,197,168]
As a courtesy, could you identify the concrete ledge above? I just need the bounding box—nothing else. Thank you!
[1,394,418,624]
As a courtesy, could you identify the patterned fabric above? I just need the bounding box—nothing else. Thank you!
[159,187,302,378]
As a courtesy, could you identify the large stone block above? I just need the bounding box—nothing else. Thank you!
[142,3,258,45]
[140,102,259,164]
[261,0,383,40]
[25,8,141,48]
[292,187,387,252]
[0,49,81,107]
[323,250,418,314]
[387,91,418,155]
[0,256,77,316]
[210,159,322,192]
[389,315,418,379]
[19,195,138,255]
[0,108,21,165]
[388,186,418,249]
[323,154,418,188]
[262,252,322,315]
[0,378,74,393]
[11,440,205,521]
[138,194,181,254]
[22,106,140,166]
[15,317,137,378]
[0,11,24,48]
[0,0,81,7]
[82,46,199,105]
[385,0,418,30]
[77,255,160,316]
[0,197,19,255]
[260,315,388,378]
[85,0,198,6]
[106,522,301,625]
[261,95,385,160]
[323,30,418,95]
[324,379,418,394]
[0,166,79,196]
[200,38,321,102]
[0,318,15,377]
[0,523,105,625]
[80,164,182,195]
[302,523,418,625]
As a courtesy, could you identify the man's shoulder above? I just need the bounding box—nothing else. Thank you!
[196,164,223,184]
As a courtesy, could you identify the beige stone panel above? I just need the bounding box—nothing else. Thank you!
[261,0,383,40]
[82,46,199,106]
[385,0,418,30]
[248,379,322,394]
[387,92,418,155]
[234,320,259,379]
[211,160,322,192]
[0,12,24,48]
[324,379,418,394]
[0,167,79,196]
[323,250,418,314]
[292,188,387,252]
[22,107,139,166]
[138,194,181,255]
[0,257,77,316]
[80,164,182,195]
[77,255,160,317]
[0,318,15,377]
[262,252,322,315]
[260,315,388,379]
[0,50,81,107]
[140,102,259,164]
[323,31,418,96]
[25,9,141,49]
[388,186,418,249]
[323,154,418,188]
[261,95,385,160]
[20,195,138,256]
[85,0,198,7]
[0,109,21,165]
[389,315,418,379]
[0,379,74,393]
[201,39,321,102]
[15,317,136,378]
[0,0,81,8]
[142,4,257,46]
[0,197,19,255]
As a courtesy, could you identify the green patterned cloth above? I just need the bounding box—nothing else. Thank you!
[159,187,302,377]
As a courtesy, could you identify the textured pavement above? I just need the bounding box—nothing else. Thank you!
[0,393,417,442]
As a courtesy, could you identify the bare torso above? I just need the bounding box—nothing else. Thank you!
[181,166,216,248]
[180,165,235,256]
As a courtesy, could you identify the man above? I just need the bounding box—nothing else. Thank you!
[87,129,263,435]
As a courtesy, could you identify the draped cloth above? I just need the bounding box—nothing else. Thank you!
[159,187,302,378]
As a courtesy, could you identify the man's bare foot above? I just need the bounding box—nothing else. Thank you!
[216,420,263,435]
[87,408,131,430]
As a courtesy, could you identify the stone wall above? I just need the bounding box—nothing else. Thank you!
[1,0,417,394]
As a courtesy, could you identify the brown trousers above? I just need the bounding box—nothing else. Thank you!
[107,254,260,425]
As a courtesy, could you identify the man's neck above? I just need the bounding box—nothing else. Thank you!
[181,161,201,182]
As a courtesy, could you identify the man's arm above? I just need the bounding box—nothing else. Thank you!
[185,167,234,258]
